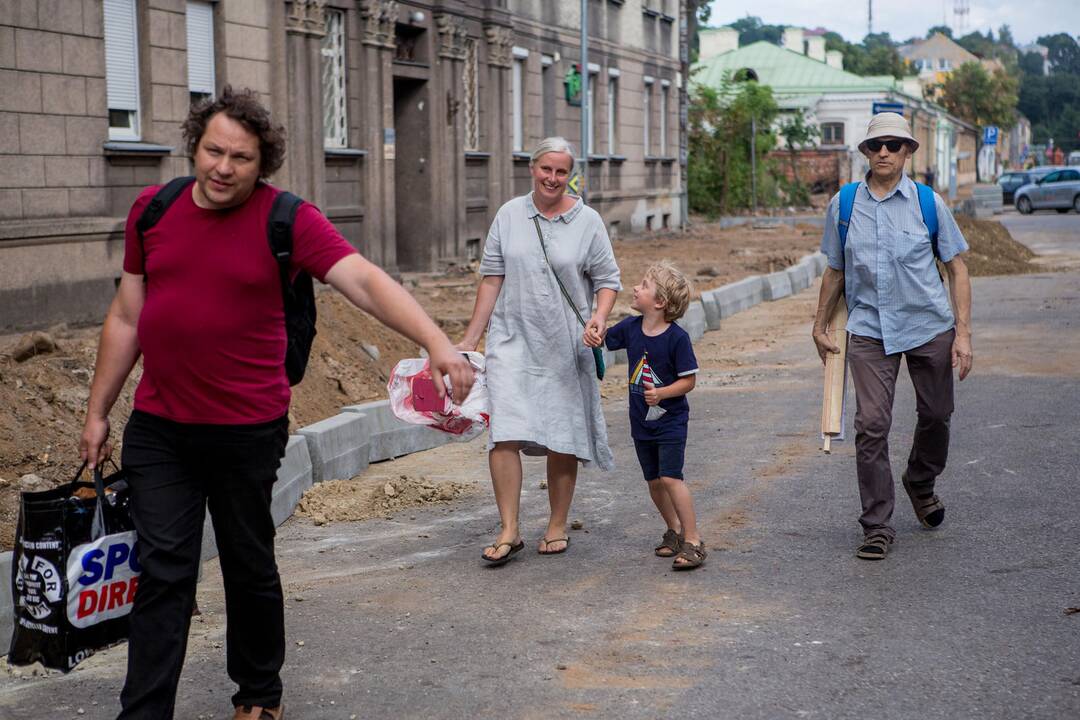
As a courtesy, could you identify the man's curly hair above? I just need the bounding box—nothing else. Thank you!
[181,86,286,178]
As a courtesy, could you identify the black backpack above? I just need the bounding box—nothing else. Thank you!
[134,176,317,386]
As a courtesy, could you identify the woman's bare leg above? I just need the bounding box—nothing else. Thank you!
[483,441,524,560]
[540,451,578,553]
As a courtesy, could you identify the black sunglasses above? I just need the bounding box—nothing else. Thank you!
[866,138,907,153]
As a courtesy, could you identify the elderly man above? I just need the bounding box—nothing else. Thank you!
[812,113,973,560]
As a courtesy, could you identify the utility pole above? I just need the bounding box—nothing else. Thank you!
[580,0,589,204]
[679,0,689,229]
[867,0,873,37]
[750,114,758,213]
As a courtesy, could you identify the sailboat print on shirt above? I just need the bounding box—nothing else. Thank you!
[630,352,667,421]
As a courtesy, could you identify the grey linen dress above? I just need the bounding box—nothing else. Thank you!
[479,193,621,470]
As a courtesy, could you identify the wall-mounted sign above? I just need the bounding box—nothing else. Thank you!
[982,126,999,146]
[383,127,396,160]
[564,64,582,107]
[872,101,904,115]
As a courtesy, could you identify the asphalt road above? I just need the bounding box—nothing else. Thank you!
[2,214,1079,720]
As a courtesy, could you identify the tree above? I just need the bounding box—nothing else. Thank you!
[687,0,713,63]
[1037,33,1080,75]
[730,15,783,46]
[938,61,1019,129]
[1019,73,1080,152]
[777,111,820,205]
[824,31,908,78]
[957,31,995,59]
[688,79,779,215]
[997,25,1015,50]
[927,25,952,39]
[1020,51,1046,77]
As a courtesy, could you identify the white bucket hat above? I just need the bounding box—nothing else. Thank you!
[859,112,919,154]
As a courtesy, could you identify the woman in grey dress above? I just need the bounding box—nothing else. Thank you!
[458,137,621,565]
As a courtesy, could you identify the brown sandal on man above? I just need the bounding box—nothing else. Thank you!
[538,536,569,555]
[855,534,891,560]
[234,705,283,720]
[672,541,706,570]
[654,528,683,557]
[902,472,945,528]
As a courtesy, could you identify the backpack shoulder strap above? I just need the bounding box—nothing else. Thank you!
[914,181,940,259]
[267,190,304,288]
[837,181,860,253]
[135,176,195,275]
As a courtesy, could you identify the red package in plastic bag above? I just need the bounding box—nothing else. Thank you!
[387,352,489,440]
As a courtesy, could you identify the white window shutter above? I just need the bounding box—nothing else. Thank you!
[186,1,215,95]
[104,0,140,111]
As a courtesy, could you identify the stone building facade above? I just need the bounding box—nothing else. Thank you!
[0,0,683,331]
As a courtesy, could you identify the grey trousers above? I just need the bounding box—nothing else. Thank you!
[847,329,955,540]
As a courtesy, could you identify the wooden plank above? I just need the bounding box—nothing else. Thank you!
[821,299,848,452]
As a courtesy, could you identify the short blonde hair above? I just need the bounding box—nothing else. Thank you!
[645,261,691,322]
[530,136,576,168]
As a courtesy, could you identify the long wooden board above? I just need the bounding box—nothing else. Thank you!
[821,299,848,452]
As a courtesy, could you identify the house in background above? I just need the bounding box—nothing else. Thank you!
[0,0,682,332]
[693,35,977,198]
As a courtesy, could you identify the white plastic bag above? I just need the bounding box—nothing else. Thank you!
[387,351,489,441]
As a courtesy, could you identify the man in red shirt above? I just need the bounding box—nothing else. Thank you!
[79,87,473,720]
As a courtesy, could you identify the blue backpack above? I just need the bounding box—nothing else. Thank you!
[837,180,939,259]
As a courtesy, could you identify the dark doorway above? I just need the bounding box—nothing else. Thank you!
[393,77,433,271]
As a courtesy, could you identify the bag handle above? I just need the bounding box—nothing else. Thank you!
[533,216,587,329]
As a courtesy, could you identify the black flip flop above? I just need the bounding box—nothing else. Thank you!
[538,536,570,555]
[482,540,524,567]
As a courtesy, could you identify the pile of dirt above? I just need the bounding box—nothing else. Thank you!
[955,216,1041,276]
[294,473,472,524]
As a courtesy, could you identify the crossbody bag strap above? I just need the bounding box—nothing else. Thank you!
[533,215,587,329]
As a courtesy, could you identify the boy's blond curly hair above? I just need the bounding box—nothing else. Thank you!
[644,260,692,322]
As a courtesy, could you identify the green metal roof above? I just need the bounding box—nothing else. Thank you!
[692,41,903,99]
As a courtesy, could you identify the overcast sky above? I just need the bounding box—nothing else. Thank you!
[706,0,1080,47]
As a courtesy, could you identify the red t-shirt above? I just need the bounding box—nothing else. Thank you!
[122,182,356,424]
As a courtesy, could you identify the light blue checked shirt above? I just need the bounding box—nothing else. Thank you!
[820,173,968,355]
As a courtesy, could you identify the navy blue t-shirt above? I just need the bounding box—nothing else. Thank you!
[605,316,699,441]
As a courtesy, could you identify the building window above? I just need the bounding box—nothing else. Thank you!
[659,80,669,155]
[104,0,141,140]
[321,9,347,148]
[938,57,949,70]
[643,77,653,155]
[542,55,555,137]
[821,122,844,145]
[512,49,528,152]
[463,38,479,151]
[606,71,618,154]
[186,1,215,106]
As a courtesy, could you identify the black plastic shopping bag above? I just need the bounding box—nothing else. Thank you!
[7,462,139,672]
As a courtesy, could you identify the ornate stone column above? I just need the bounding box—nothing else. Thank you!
[483,23,513,211]
[358,0,398,271]
[284,0,328,208]
[434,13,468,263]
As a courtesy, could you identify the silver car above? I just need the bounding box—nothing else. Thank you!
[1015,168,1080,214]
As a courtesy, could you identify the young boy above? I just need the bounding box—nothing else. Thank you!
[587,261,706,570]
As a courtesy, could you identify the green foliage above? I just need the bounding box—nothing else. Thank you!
[1037,33,1080,75]
[938,62,1019,130]
[776,111,819,206]
[927,26,953,39]
[688,80,781,215]
[729,15,783,46]
[823,31,908,78]
[1019,73,1080,152]
[1020,51,1046,76]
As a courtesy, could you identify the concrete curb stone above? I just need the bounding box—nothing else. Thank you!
[762,271,793,301]
[341,399,449,463]
[675,301,707,341]
[297,413,371,484]
[785,261,815,294]
[714,275,764,318]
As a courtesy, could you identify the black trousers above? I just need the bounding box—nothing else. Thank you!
[118,410,289,719]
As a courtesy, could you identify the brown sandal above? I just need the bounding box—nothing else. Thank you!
[855,534,891,560]
[654,528,683,557]
[902,472,945,528]
[672,541,706,570]
[482,539,524,566]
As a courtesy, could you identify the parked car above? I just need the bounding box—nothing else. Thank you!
[1014,168,1080,214]
[997,166,1064,204]
[1069,151,1080,166]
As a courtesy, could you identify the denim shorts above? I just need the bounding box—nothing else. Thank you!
[632,439,686,481]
